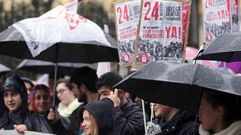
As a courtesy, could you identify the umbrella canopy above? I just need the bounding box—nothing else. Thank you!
[0,5,119,63]
[114,61,240,113]
[195,32,241,62]
[0,64,11,74]
[16,59,97,76]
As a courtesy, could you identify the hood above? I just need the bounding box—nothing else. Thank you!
[83,98,114,135]
[2,74,28,110]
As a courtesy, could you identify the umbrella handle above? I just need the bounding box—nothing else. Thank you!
[193,48,204,64]
[141,99,147,134]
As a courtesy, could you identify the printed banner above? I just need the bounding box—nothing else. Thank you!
[0,130,55,135]
[115,0,141,65]
[203,0,232,45]
[134,0,184,66]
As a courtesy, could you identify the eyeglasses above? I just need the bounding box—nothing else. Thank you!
[56,88,69,94]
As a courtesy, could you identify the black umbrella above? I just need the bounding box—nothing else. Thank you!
[195,32,241,62]
[0,5,119,63]
[16,59,97,76]
[114,61,240,113]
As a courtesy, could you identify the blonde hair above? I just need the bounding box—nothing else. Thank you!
[87,111,99,135]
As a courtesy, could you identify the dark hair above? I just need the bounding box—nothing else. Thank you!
[21,77,34,88]
[32,84,49,92]
[31,84,51,112]
[203,89,241,125]
[96,72,123,91]
[70,67,97,93]
[2,74,28,111]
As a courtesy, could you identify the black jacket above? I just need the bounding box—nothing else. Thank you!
[154,110,199,135]
[0,75,52,133]
[114,99,146,135]
[66,106,84,135]
[0,110,52,133]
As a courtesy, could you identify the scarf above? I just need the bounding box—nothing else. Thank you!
[58,98,83,117]
[199,120,241,135]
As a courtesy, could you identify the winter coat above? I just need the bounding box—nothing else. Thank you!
[154,110,199,135]
[50,99,84,135]
[199,120,241,135]
[114,99,146,135]
[65,106,84,135]
[0,75,52,133]
[84,98,114,135]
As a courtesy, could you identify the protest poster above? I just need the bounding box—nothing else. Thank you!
[231,0,239,32]
[114,0,141,66]
[133,0,191,68]
[203,0,239,46]
[0,130,55,135]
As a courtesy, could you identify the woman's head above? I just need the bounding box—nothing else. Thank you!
[82,98,114,135]
[31,84,51,113]
[2,75,27,113]
[82,109,98,135]
[56,80,75,106]
[153,103,178,122]
[199,90,241,133]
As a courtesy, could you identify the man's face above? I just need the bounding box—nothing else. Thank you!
[3,90,22,113]
[97,86,112,99]
[71,82,81,98]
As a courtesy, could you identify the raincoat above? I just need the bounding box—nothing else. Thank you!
[0,75,52,133]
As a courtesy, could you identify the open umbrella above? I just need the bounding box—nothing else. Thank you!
[114,61,239,113]
[0,5,119,63]
[16,59,97,76]
[0,64,11,74]
[195,32,241,62]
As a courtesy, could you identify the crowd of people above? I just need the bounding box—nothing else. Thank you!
[0,66,241,135]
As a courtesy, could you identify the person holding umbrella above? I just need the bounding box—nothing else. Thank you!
[147,103,199,135]
[0,74,52,133]
[47,79,84,135]
[199,89,241,135]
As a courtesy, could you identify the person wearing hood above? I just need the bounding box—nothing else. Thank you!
[0,74,52,134]
[199,90,241,135]
[82,97,114,135]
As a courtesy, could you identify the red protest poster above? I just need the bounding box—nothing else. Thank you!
[202,0,240,45]
[114,0,141,66]
[133,0,191,67]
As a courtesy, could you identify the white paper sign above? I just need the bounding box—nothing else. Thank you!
[115,0,141,65]
[0,130,55,135]
[135,0,183,65]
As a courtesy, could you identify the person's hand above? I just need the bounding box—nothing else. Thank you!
[14,124,28,134]
[47,108,59,121]
[108,89,121,107]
